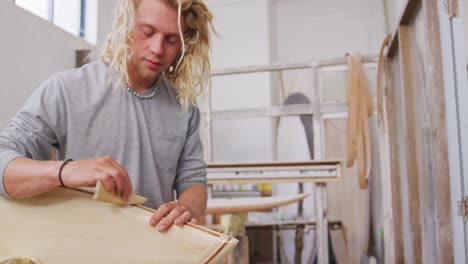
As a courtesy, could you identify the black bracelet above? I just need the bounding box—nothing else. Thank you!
[58,159,73,188]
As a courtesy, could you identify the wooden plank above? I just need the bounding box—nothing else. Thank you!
[400,0,422,24]
[207,160,342,184]
[387,0,422,57]
[207,177,339,185]
[210,104,317,120]
[207,159,342,168]
[211,56,378,76]
[244,221,343,229]
[386,51,406,263]
[398,25,423,264]
[387,31,399,58]
[377,33,398,264]
[405,10,440,263]
[437,0,468,261]
[422,0,454,262]
[315,183,328,264]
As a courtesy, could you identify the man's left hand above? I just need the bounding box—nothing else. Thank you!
[149,201,198,232]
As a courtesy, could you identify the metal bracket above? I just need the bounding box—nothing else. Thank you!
[457,196,468,221]
[443,0,459,19]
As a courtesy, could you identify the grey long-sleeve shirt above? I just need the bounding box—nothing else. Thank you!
[0,60,207,209]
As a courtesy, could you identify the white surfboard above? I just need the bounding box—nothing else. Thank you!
[206,193,309,215]
[0,188,238,264]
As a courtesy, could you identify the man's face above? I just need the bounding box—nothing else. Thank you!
[129,0,185,83]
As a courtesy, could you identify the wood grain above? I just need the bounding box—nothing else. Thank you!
[422,0,454,262]
[398,25,423,264]
[386,52,406,263]
[0,188,238,264]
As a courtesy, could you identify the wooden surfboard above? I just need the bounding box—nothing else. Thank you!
[206,193,309,214]
[0,188,238,264]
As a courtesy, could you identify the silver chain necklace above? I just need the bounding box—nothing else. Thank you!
[124,79,159,100]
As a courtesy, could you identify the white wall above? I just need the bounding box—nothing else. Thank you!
[96,0,118,56]
[0,1,94,129]
[383,0,407,33]
[205,0,274,162]
[274,0,387,62]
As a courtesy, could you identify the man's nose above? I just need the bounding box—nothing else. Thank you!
[149,35,164,56]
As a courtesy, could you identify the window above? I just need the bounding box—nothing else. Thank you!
[15,0,50,20]
[14,0,96,44]
[53,0,82,36]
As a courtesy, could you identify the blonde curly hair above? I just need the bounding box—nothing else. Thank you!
[101,0,214,110]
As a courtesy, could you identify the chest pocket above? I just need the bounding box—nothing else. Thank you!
[154,133,184,172]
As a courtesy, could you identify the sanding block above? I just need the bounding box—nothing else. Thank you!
[93,181,147,205]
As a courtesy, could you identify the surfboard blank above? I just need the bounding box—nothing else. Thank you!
[206,193,309,214]
[0,188,237,264]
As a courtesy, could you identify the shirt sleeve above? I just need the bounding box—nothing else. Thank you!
[173,106,207,196]
[0,75,66,197]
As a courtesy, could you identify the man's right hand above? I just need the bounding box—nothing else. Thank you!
[60,156,132,203]
[3,156,132,202]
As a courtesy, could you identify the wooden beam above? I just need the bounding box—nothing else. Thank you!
[398,25,423,264]
[315,183,328,264]
[207,160,342,184]
[207,177,339,185]
[400,0,422,24]
[211,56,378,76]
[387,31,399,58]
[385,55,405,263]
[387,0,422,58]
[207,159,342,168]
[422,0,454,262]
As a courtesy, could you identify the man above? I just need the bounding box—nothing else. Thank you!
[0,0,213,233]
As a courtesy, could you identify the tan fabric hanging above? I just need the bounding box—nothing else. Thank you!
[345,53,373,189]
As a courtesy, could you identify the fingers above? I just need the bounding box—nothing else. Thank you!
[95,156,132,203]
[149,202,193,233]
[150,202,177,228]
[100,175,116,194]
[174,211,192,226]
[107,158,133,201]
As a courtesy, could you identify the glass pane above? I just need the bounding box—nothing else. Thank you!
[16,0,50,20]
[84,0,98,44]
[53,0,81,36]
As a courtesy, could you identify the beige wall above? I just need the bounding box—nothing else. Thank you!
[0,1,94,129]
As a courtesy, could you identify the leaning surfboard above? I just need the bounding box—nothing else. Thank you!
[206,193,309,214]
[0,188,238,264]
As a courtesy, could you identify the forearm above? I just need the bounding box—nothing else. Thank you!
[177,184,207,219]
[3,157,62,198]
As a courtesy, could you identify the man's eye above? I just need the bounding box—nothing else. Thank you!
[141,28,153,36]
[167,36,179,44]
